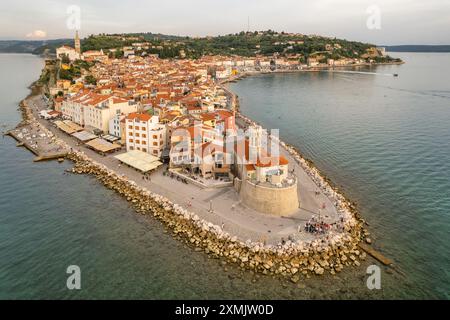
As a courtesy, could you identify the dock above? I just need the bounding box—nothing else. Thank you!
[6,122,69,162]
[358,242,394,266]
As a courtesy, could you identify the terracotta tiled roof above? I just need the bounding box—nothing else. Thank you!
[126,112,151,122]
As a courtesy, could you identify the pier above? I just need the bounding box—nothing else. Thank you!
[358,243,393,266]
[6,122,69,162]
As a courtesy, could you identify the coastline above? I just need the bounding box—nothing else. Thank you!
[10,68,382,282]
[219,61,404,85]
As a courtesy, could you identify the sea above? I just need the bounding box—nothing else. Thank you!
[0,53,448,299]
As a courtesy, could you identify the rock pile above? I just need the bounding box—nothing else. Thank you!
[67,147,367,281]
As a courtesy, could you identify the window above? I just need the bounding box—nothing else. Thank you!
[142,140,146,145]
[160,134,162,138]
[129,132,133,136]
[137,147,140,151]
[129,146,134,150]
[142,127,146,131]
[128,125,133,129]
[153,150,158,155]
[142,133,146,138]
[153,142,157,146]
[142,148,147,152]
[153,135,157,139]
[129,139,133,143]
[135,126,139,130]
[135,133,140,137]
[135,139,140,144]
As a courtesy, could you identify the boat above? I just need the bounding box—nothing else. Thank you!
[393,73,399,77]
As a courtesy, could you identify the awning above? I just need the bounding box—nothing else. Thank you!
[85,138,121,153]
[63,120,83,132]
[72,130,97,142]
[54,120,76,134]
[114,150,163,173]
[54,120,84,134]
[102,134,120,142]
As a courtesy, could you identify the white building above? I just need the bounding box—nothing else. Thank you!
[56,46,80,62]
[244,59,256,67]
[62,92,138,133]
[237,125,290,185]
[125,113,167,157]
[109,113,126,138]
[215,67,231,79]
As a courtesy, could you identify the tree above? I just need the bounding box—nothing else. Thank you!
[61,54,70,64]
[85,75,97,85]
[114,50,124,59]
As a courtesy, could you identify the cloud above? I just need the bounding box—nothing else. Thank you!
[26,30,47,38]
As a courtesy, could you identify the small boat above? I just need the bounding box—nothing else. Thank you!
[393,73,398,77]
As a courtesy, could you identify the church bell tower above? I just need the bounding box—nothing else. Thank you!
[74,30,81,55]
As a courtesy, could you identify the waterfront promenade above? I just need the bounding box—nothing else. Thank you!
[27,94,340,245]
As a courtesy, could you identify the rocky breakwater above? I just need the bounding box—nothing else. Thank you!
[67,149,367,282]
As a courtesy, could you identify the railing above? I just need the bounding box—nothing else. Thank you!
[247,174,297,189]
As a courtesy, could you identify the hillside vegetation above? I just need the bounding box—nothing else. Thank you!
[1,31,401,62]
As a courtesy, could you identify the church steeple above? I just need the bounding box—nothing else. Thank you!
[74,30,81,55]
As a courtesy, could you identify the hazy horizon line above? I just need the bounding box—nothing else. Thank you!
[0,30,449,47]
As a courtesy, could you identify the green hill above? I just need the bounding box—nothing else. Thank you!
[0,39,72,55]
[1,31,401,62]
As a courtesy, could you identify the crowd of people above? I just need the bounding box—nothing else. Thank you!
[304,216,332,235]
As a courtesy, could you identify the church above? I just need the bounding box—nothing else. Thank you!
[56,31,81,61]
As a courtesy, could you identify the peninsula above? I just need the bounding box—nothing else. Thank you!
[8,30,395,282]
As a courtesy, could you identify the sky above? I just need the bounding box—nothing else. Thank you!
[1,0,449,45]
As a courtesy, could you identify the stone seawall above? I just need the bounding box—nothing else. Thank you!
[66,150,366,281]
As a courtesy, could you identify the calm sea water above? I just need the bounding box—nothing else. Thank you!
[230,53,450,299]
[0,53,447,299]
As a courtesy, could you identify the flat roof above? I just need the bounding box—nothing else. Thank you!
[63,120,83,132]
[114,150,163,173]
[54,120,78,134]
[72,130,97,142]
[54,120,84,134]
[102,134,119,142]
[86,138,121,153]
